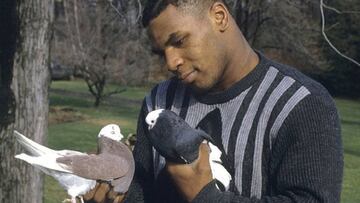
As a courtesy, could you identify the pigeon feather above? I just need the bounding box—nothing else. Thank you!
[14,131,58,156]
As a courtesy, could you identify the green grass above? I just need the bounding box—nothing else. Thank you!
[335,98,360,203]
[44,80,360,202]
[43,176,68,203]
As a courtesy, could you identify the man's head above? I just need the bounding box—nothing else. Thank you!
[142,0,227,27]
[143,1,255,93]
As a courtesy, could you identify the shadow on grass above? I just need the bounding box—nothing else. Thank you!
[344,149,360,158]
[50,94,93,108]
[341,119,360,126]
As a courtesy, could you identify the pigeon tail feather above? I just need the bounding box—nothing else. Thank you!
[15,153,72,173]
[14,131,56,156]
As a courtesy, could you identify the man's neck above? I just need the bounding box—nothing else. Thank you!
[212,34,259,92]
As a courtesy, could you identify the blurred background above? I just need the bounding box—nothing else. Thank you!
[0,0,359,202]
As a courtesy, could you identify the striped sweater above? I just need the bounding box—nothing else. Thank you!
[125,53,343,202]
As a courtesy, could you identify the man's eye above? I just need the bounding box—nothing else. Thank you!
[174,38,185,47]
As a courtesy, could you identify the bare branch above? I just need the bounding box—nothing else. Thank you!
[322,2,360,14]
[108,0,125,19]
[325,22,340,31]
[320,0,360,67]
[232,0,239,14]
[63,0,77,56]
[73,0,86,63]
[103,88,127,98]
[136,0,142,23]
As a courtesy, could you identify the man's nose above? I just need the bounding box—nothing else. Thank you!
[165,48,184,72]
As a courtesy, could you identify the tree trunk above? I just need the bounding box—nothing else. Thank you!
[0,0,53,202]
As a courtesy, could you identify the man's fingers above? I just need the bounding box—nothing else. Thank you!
[83,182,125,203]
[166,143,211,174]
[107,189,118,199]
[83,183,100,200]
[106,189,126,203]
[93,183,110,202]
[112,195,126,203]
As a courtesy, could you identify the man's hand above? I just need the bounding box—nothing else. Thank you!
[83,182,125,203]
[166,143,213,202]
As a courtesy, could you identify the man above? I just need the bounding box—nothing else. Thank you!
[85,0,343,202]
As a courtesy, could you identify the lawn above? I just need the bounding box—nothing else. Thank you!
[335,99,360,203]
[44,80,360,203]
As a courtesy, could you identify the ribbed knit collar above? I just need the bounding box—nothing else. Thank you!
[193,51,271,105]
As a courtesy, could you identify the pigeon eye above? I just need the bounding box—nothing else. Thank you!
[151,120,154,123]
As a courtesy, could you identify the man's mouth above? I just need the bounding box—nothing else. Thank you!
[180,70,196,83]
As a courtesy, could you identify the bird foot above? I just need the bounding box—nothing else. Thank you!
[62,197,77,203]
[62,198,72,203]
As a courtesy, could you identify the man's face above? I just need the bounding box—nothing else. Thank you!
[149,5,227,93]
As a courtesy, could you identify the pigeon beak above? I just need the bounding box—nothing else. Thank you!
[147,119,156,130]
[147,122,155,130]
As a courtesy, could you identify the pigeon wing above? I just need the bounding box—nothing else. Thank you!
[56,153,130,180]
[110,157,135,194]
[57,149,88,156]
[174,128,205,163]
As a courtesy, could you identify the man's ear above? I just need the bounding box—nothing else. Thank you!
[209,2,230,32]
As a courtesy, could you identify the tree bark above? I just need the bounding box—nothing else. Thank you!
[0,0,53,202]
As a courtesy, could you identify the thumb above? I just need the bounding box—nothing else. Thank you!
[193,143,211,172]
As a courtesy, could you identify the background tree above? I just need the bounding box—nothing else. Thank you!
[228,0,359,98]
[0,0,53,202]
[251,0,328,72]
[317,0,360,97]
[52,0,161,107]
[227,0,272,46]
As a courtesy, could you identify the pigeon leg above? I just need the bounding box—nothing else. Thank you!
[79,196,84,203]
[62,198,72,203]
[71,197,77,203]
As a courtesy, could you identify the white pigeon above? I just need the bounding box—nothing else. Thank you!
[14,124,133,203]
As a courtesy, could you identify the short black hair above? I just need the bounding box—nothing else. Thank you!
[142,0,226,27]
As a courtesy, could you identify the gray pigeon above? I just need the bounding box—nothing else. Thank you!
[14,124,135,203]
[145,109,231,190]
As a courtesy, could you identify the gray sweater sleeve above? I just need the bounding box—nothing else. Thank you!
[192,93,343,203]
